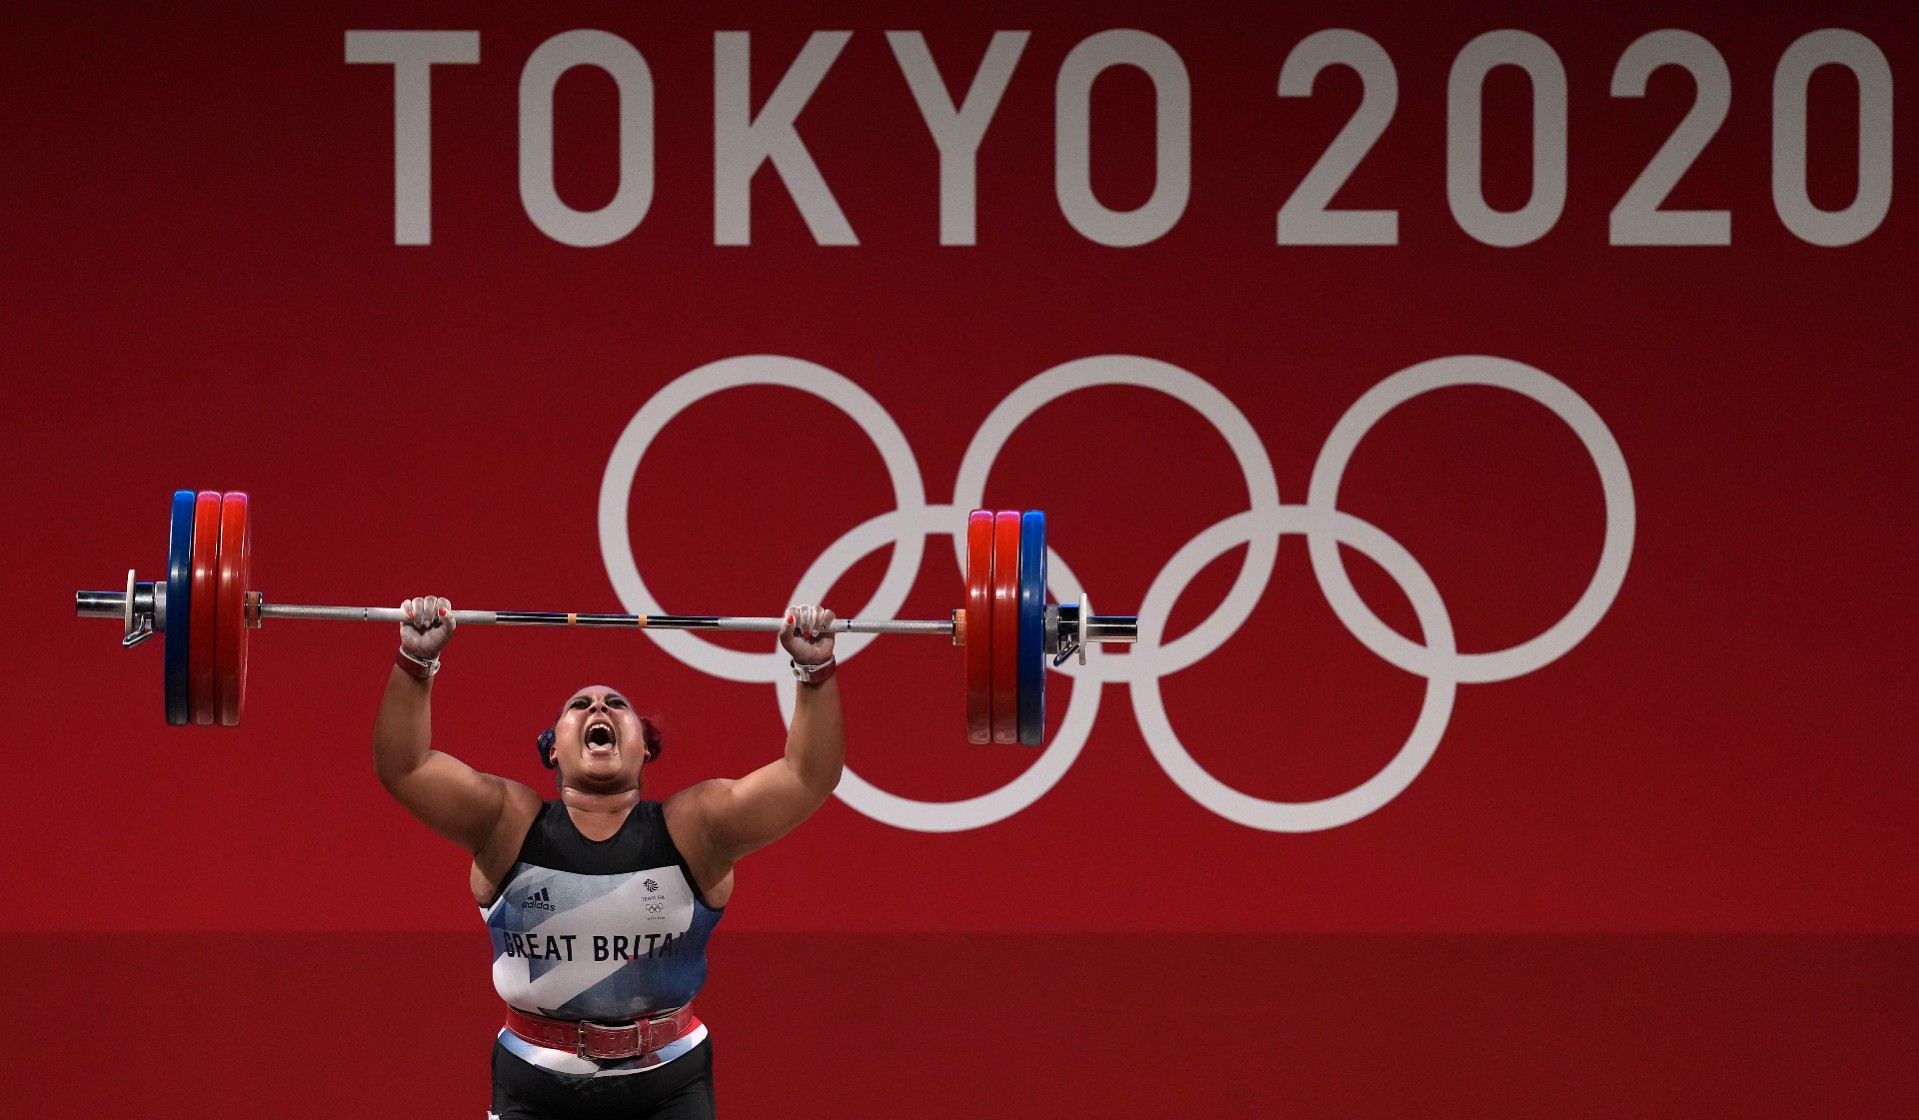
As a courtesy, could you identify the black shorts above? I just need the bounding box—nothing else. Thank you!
[490,1036,715,1120]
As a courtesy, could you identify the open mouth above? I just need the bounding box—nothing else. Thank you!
[584,721,617,754]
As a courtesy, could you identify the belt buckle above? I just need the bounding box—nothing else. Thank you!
[575,1019,640,1061]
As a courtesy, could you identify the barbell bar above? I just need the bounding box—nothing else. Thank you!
[75,491,1140,743]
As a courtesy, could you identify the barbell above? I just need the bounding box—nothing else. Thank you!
[75,491,1139,745]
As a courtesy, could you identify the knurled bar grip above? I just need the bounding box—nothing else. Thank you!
[255,605,957,635]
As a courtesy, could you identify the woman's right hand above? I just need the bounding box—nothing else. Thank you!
[400,595,456,661]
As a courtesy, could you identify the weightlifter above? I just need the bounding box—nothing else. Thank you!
[373,596,844,1120]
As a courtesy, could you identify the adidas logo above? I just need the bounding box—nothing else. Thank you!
[523,887,556,912]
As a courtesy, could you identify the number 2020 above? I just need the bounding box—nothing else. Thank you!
[1277,28,1893,248]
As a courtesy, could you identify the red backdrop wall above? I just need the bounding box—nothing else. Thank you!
[4,1,1914,1116]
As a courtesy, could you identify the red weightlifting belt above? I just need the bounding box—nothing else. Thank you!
[504,1003,699,1061]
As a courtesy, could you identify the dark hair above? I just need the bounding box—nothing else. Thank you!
[536,718,663,769]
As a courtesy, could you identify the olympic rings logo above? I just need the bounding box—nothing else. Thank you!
[599,355,1634,834]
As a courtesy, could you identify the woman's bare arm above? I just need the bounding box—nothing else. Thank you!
[373,596,537,856]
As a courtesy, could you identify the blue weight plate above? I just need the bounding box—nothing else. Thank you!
[164,489,195,726]
[1016,510,1047,746]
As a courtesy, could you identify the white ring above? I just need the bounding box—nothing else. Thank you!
[952,355,1281,680]
[1132,505,1458,832]
[1306,355,1635,683]
[598,355,928,682]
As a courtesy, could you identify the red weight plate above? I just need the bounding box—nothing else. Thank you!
[990,511,1022,744]
[964,511,994,744]
[215,492,252,726]
[188,490,223,726]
